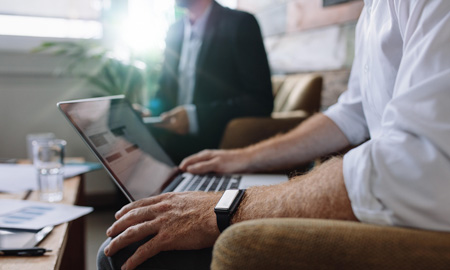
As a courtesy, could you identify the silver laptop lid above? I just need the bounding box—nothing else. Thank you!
[58,95,179,201]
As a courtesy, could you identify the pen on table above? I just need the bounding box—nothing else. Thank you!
[22,189,32,200]
[0,247,52,256]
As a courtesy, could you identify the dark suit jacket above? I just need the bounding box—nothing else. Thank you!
[152,1,273,157]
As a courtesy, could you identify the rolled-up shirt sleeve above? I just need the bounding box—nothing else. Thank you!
[343,2,450,231]
[324,68,369,146]
[324,14,370,146]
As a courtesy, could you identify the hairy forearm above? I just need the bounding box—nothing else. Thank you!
[243,113,350,172]
[232,157,357,223]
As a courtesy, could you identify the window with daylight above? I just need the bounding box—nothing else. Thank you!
[119,0,175,53]
[0,0,104,39]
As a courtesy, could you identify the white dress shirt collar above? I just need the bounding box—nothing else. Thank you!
[184,2,213,41]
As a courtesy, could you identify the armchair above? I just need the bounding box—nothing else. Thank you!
[212,218,450,269]
[219,73,322,150]
[214,73,450,270]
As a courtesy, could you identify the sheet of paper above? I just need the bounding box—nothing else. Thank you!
[0,163,101,193]
[0,199,93,230]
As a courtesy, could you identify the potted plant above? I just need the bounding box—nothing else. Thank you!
[32,40,161,105]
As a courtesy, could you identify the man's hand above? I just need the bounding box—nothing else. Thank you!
[154,106,190,135]
[132,103,151,117]
[181,114,351,174]
[180,149,254,174]
[104,192,221,270]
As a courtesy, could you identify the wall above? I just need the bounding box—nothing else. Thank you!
[237,0,363,109]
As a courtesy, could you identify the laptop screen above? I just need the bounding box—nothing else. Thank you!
[58,96,178,201]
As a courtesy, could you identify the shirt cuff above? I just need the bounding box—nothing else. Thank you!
[183,104,199,135]
[324,103,369,145]
[342,142,394,226]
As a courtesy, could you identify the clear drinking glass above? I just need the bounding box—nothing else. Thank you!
[32,139,67,202]
[26,133,55,161]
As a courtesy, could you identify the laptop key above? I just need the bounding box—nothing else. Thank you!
[229,180,239,189]
[217,176,231,191]
[198,175,212,191]
[208,176,221,192]
[229,176,242,189]
[188,176,203,191]
[178,175,193,192]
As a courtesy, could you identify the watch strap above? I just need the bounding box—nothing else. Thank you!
[216,211,230,233]
[215,189,245,233]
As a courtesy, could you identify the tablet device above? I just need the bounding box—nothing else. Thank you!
[0,226,53,249]
[142,116,166,124]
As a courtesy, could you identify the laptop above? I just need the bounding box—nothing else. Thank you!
[57,95,288,202]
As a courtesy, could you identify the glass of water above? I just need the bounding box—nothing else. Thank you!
[32,139,66,202]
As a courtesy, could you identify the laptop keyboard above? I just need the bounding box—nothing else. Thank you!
[181,174,241,192]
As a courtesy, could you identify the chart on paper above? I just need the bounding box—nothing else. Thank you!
[0,206,53,225]
[0,199,93,230]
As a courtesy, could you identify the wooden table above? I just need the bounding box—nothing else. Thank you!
[0,174,86,270]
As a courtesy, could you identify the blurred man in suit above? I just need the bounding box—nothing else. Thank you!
[148,0,273,164]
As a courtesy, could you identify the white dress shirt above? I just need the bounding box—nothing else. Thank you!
[325,0,450,231]
[178,3,213,134]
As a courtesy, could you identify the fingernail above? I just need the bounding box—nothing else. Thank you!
[104,247,109,256]
[106,228,111,236]
[121,265,127,270]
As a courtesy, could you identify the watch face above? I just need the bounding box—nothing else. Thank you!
[215,190,239,210]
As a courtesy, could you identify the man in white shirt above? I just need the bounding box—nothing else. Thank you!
[99,1,450,269]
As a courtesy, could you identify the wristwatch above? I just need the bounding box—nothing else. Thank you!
[214,189,246,233]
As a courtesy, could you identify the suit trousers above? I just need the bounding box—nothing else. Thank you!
[97,237,213,270]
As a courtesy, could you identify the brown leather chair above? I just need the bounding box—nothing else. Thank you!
[219,73,323,150]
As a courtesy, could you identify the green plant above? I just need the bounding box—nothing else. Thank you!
[33,41,161,103]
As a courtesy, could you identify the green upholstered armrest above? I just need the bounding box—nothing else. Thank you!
[219,114,307,150]
[212,218,450,270]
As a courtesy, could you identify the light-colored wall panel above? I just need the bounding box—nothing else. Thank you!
[238,0,287,13]
[237,0,360,99]
[0,51,69,75]
[287,0,363,32]
[265,24,349,73]
[255,4,287,37]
